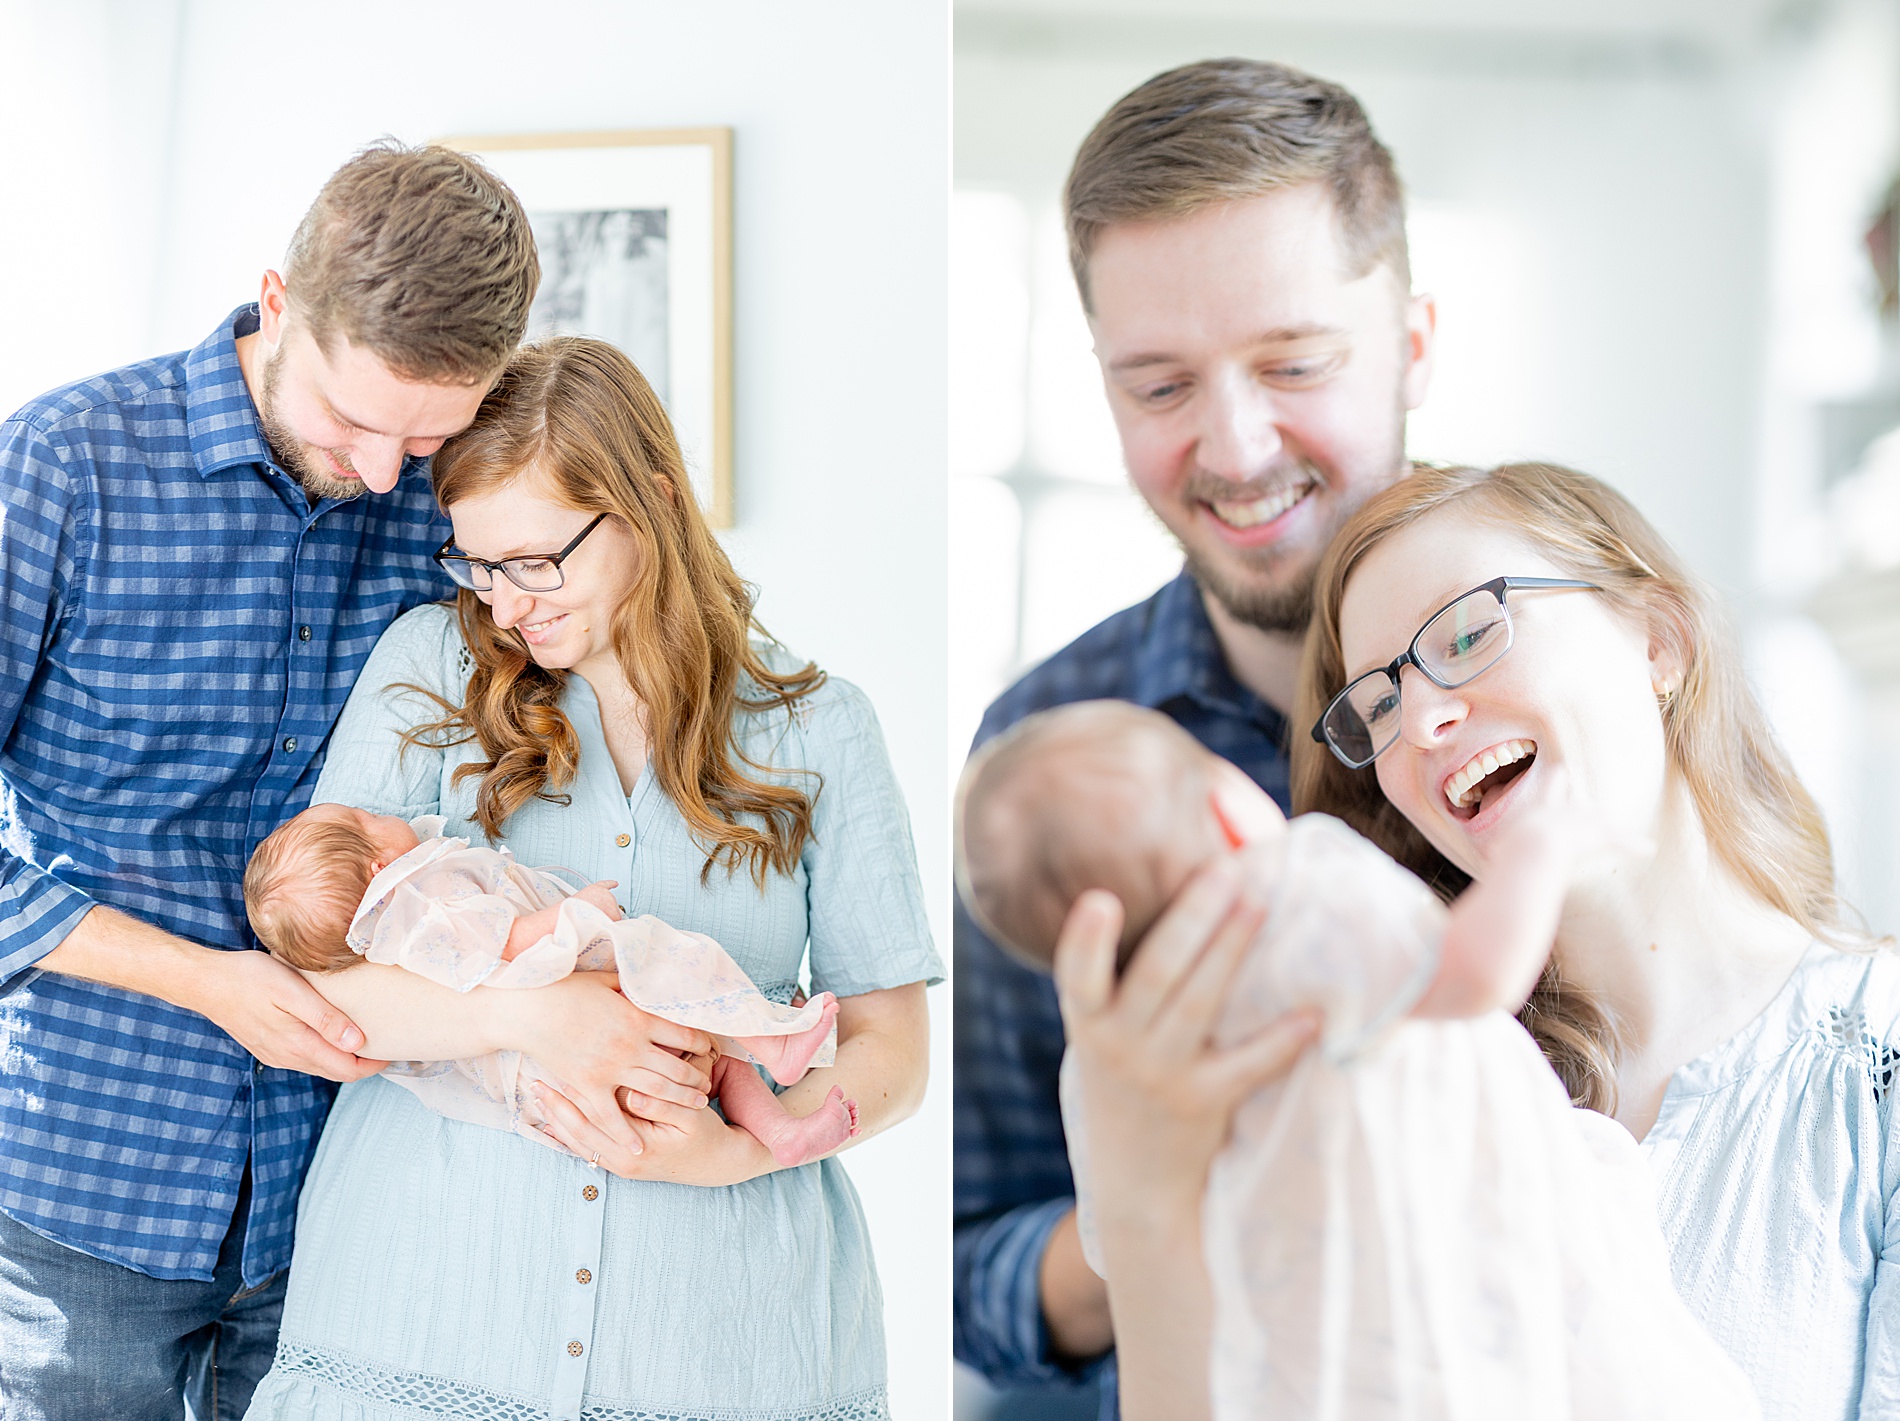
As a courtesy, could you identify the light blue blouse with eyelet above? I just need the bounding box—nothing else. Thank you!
[1639,941,1900,1421]
[243,602,941,1421]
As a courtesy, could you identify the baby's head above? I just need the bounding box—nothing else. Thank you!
[955,701,1286,972]
[243,804,421,972]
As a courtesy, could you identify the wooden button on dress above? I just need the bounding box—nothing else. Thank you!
[567,1341,584,1357]
[582,1184,599,1201]
[615,833,631,847]
[576,1268,592,1284]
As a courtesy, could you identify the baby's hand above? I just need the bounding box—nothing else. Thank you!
[1498,763,1647,879]
[575,881,624,921]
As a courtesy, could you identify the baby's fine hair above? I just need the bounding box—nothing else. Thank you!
[955,701,1225,972]
[243,809,381,973]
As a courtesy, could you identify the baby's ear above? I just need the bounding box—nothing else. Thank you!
[369,860,386,876]
[1209,761,1286,848]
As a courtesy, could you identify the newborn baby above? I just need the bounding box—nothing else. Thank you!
[245,804,858,1167]
[957,701,1756,1421]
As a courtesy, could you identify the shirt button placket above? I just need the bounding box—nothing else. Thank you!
[548,1168,606,1420]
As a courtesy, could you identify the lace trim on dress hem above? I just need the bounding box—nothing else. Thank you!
[272,1343,892,1421]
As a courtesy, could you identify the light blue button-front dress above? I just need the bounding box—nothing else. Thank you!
[245,604,942,1421]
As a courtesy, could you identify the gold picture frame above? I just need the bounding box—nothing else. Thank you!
[441,128,734,527]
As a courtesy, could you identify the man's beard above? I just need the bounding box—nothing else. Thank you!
[1184,545,1317,635]
[1176,414,1408,635]
[1175,456,1328,636]
[257,346,364,502]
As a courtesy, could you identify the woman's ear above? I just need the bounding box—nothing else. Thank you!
[1645,603,1692,703]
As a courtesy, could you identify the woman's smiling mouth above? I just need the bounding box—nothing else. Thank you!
[1444,738,1537,816]
[518,613,567,645]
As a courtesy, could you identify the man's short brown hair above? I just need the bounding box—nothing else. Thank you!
[284,140,540,383]
[1064,58,1407,312]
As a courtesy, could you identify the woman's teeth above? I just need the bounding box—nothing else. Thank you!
[523,615,563,634]
[1445,738,1536,810]
[1209,480,1313,529]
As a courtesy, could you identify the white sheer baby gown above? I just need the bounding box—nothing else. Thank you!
[1061,814,1757,1421]
[349,818,836,1147]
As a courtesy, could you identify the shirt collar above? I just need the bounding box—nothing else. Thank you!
[1129,568,1288,739]
[181,303,431,492]
[183,305,275,480]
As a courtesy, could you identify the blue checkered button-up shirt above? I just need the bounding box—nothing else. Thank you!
[953,570,1293,1412]
[0,306,451,1285]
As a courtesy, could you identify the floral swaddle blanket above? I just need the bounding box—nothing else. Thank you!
[1062,815,1757,1420]
[347,817,835,1145]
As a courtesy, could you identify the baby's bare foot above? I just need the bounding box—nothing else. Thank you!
[759,1086,858,1168]
[743,994,840,1086]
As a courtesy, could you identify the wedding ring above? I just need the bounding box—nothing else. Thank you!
[588,1151,601,1169]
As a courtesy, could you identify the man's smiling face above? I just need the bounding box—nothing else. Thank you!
[1088,182,1434,633]
[246,273,490,501]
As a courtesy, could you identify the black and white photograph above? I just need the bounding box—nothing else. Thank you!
[447,127,735,524]
[528,207,672,404]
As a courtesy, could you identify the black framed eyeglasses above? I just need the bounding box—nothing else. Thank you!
[434,513,608,593]
[1310,576,1601,769]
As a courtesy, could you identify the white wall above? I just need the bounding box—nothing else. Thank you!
[0,1,949,1414]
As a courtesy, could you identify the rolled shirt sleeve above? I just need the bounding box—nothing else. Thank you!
[0,416,96,983]
[954,894,1112,1387]
[955,1194,1091,1383]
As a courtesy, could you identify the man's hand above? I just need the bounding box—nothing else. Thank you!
[189,950,388,1081]
[37,902,385,1081]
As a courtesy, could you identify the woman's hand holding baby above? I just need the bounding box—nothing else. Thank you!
[506,971,716,1150]
[531,1074,778,1185]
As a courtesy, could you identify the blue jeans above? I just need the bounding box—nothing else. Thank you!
[0,1165,285,1421]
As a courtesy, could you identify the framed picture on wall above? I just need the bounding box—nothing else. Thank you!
[441,127,734,526]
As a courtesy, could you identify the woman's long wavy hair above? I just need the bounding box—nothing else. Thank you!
[406,337,826,884]
[1292,462,1851,1113]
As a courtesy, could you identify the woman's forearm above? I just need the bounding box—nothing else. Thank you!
[773,982,928,1149]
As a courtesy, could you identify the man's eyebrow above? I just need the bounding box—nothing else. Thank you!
[322,399,380,433]
[1105,324,1349,374]
[324,397,461,441]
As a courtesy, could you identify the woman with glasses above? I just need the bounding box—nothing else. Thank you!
[1050,463,1897,1421]
[244,337,940,1421]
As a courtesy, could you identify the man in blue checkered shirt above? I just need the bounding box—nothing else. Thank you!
[954,60,1441,1416]
[0,144,546,1419]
